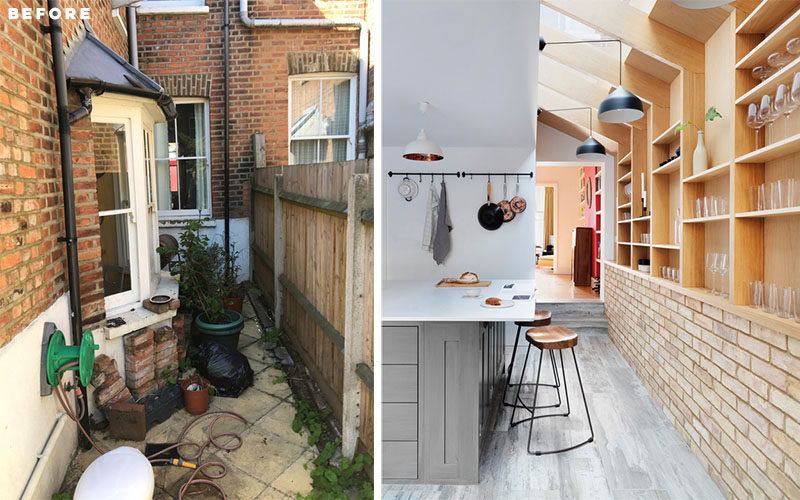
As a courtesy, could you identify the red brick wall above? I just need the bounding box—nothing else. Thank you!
[136,0,374,219]
[0,1,129,347]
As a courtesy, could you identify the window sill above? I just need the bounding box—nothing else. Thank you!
[159,217,215,228]
[137,5,210,15]
[102,273,180,340]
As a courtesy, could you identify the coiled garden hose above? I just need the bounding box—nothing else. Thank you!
[54,367,247,499]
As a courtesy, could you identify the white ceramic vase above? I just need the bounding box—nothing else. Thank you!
[693,130,708,176]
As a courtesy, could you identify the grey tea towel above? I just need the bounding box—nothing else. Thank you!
[433,181,453,264]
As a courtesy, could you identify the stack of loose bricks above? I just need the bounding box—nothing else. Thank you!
[124,326,181,398]
[91,354,132,408]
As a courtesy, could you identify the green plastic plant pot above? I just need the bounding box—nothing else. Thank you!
[194,310,245,351]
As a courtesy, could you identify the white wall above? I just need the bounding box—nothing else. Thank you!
[1,294,78,499]
[159,216,250,283]
[383,147,536,281]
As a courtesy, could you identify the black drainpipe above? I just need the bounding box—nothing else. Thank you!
[126,6,139,69]
[45,0,91,448]
[223,0,231,263]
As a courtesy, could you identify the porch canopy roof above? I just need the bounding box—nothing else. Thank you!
[66,32,177,121]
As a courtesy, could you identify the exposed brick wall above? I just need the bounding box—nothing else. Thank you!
[605,263,800,499]
[136,0,374,219]
[0,0,129,347]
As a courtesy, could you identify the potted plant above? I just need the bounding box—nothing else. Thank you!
[675,106,722,176]
[167,219,245,351]
[180,375,210,415]
[220,242,245,313]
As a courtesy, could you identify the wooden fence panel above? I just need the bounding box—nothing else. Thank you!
[251,160,373,457]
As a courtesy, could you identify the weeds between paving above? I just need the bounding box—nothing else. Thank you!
[249,289,374,499]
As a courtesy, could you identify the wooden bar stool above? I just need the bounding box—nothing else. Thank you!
[502,310,558,409]
[509,325,594,456]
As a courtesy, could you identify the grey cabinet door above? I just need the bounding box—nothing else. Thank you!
[421,322,480,483]
[383,365,418,403]
[383,442,418,480]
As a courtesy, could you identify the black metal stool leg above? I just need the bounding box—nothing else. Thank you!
[504,338,562,409]
[511,345,543,428]
[509,342,531,427]
[501,325,522,406]
[527,347,594,455]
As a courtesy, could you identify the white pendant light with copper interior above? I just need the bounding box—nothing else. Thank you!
[403,101,444,161]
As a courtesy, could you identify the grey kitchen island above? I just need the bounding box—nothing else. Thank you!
[382,279,535,484]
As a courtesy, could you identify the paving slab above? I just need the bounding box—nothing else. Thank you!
[57,297,315,499]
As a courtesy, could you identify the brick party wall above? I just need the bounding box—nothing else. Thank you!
[0,0,129,346]
[136,0,375,220]
[605,263,800,498]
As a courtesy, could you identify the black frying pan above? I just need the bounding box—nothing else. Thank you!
[478,180,504,230]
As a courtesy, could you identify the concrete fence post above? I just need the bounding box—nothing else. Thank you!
[342,173,369,458]
[274,174,285,331]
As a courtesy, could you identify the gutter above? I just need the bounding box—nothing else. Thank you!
[239,0,369,159]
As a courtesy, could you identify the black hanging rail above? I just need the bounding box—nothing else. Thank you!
[460,171,534,178]
[387,171,462,178]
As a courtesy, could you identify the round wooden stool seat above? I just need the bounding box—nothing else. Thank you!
[525,325,578,350]
[514,310,552,328]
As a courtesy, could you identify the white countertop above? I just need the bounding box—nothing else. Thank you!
[383,279,536,322]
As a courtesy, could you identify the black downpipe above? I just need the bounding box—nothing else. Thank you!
[45,0,91,449]
[223,0,231,262]
[126,6,139,69]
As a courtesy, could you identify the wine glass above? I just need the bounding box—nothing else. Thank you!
[747,103,765,148]
[776,84,797,138]
[706,252,718,294]
[788,38,800,58]
[768,51,793,70]
[759,95,780,144]
[752,66,771,82]
[717,254,729,298]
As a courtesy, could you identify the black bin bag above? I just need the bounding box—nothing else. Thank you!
[194,342,254,397]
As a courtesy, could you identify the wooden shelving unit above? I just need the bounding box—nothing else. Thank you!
[611,3,800,335]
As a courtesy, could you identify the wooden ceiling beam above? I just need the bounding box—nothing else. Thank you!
[539,24,671,108]
[541,0,705,74]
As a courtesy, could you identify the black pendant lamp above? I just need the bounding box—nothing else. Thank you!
[540,37,644,124]
[543,106,606,161]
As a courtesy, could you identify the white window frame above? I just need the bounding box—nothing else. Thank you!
[92,94,166,315]
[288,73,357,164]
[155,98,212,220]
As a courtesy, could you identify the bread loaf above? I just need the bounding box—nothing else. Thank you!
[485,297,502,306]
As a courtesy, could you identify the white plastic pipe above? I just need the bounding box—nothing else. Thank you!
[20,413,67,500]
[239,0,369,158]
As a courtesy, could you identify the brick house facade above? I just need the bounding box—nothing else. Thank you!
[136,0,374,220]
[0,0,372,496]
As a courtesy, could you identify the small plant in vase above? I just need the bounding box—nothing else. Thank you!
[676,106,723,176]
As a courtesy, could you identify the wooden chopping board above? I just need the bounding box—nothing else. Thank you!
[435,279,491,287]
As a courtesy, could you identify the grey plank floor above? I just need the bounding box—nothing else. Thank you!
[382,332,724,500]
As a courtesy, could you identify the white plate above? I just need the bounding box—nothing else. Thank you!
[479,299,514,308]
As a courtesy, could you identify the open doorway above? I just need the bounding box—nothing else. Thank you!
[536,163,601,302]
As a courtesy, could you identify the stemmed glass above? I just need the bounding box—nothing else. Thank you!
[747,103,765,148]
[760,94,781,144]
[788,38,800,58]
[706,252,718,294]
[752,66,771,82]
[717,254,729,298]
[776,84,797,138]
[768,51,793,71]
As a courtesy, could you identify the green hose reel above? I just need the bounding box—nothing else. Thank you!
[46,329,99,387]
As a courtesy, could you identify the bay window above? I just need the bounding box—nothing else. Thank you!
[154,100,211,217]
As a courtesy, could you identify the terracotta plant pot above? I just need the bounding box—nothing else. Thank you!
[181,377,210,415]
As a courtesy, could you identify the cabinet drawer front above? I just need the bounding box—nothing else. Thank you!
[383,441,418,480]
[383,365,418,402]
[382,403,417,441]
[382,326,418,364]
